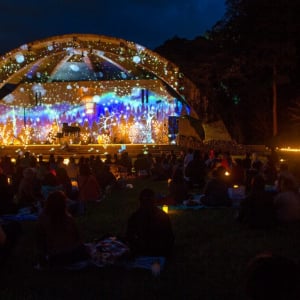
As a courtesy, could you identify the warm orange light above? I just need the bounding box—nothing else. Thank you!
[71,180,78,189]
[85,102,94,114]
[280,147,300,152]
[82,96,95,114]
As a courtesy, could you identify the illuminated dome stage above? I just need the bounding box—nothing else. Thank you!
[0,34,203,156]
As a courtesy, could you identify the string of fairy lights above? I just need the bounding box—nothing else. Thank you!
[0,34,195,146]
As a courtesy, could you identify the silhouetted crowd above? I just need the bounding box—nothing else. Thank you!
[1,147,300,298]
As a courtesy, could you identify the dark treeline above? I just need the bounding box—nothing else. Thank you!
[155,0,300,146]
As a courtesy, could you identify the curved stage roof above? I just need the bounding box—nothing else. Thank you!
[0,34,202,146]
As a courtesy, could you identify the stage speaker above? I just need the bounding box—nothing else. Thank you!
[145,89,148,103]
[168,116,179,134]
[141,89,145,104]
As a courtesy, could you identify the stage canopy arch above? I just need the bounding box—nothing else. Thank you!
[0,33,203,146]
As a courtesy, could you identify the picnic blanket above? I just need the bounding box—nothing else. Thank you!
[163,204,206,210]
[158,203,232,211]
[1,207,38,221]
[33,235,167,276]
[158,195,206,210]
[123,256,166,276]
[85,236,166,275]
[158,191,245,211]
[85,236,130,267]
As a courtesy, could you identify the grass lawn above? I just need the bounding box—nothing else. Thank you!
[1,176,300,300]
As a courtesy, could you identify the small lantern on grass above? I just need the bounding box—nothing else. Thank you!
[162,205,168,214]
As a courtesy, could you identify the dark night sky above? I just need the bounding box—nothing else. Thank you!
[0,0,225,55]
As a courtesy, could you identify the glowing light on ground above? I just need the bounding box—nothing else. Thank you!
[280,147,300,152]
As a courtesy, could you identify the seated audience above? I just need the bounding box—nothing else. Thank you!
[119,151,132,175]
[263,155,278,185]
[96,164,117,192]
[126,188,174,257]
[40,172,64,204]
[184,150,207,190]
[230,158,246,186]
[201,166,231,207]
[134,154,150,177]
[245,153,263,192]
[55,167,73,200]
[78,164,102,203]
[36,191,89,268]
[166,163,189,205]
[17,167,40,208]
[151,156,168,180]
[242,152,252,170]
[65,156,79,180]
[237,175,276,228]
[274,172,300,223]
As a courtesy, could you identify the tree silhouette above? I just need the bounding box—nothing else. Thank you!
[209,0,300,141]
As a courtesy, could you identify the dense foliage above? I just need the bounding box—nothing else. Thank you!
[156,0,300,145]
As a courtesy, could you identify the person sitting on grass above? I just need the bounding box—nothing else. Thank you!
[274,172,300,224]
[237,174,276,229]
[78,163,102,202]
[16,167,40,209]
[184,150,207,191]
[126,188,174,257]
[36,191,89,268]
[200,166,231,207]
[95,164,117,194]
[166,161,189,205]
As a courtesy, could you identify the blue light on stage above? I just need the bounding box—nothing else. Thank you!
[0,89,185,145]
[0,34,196,146]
